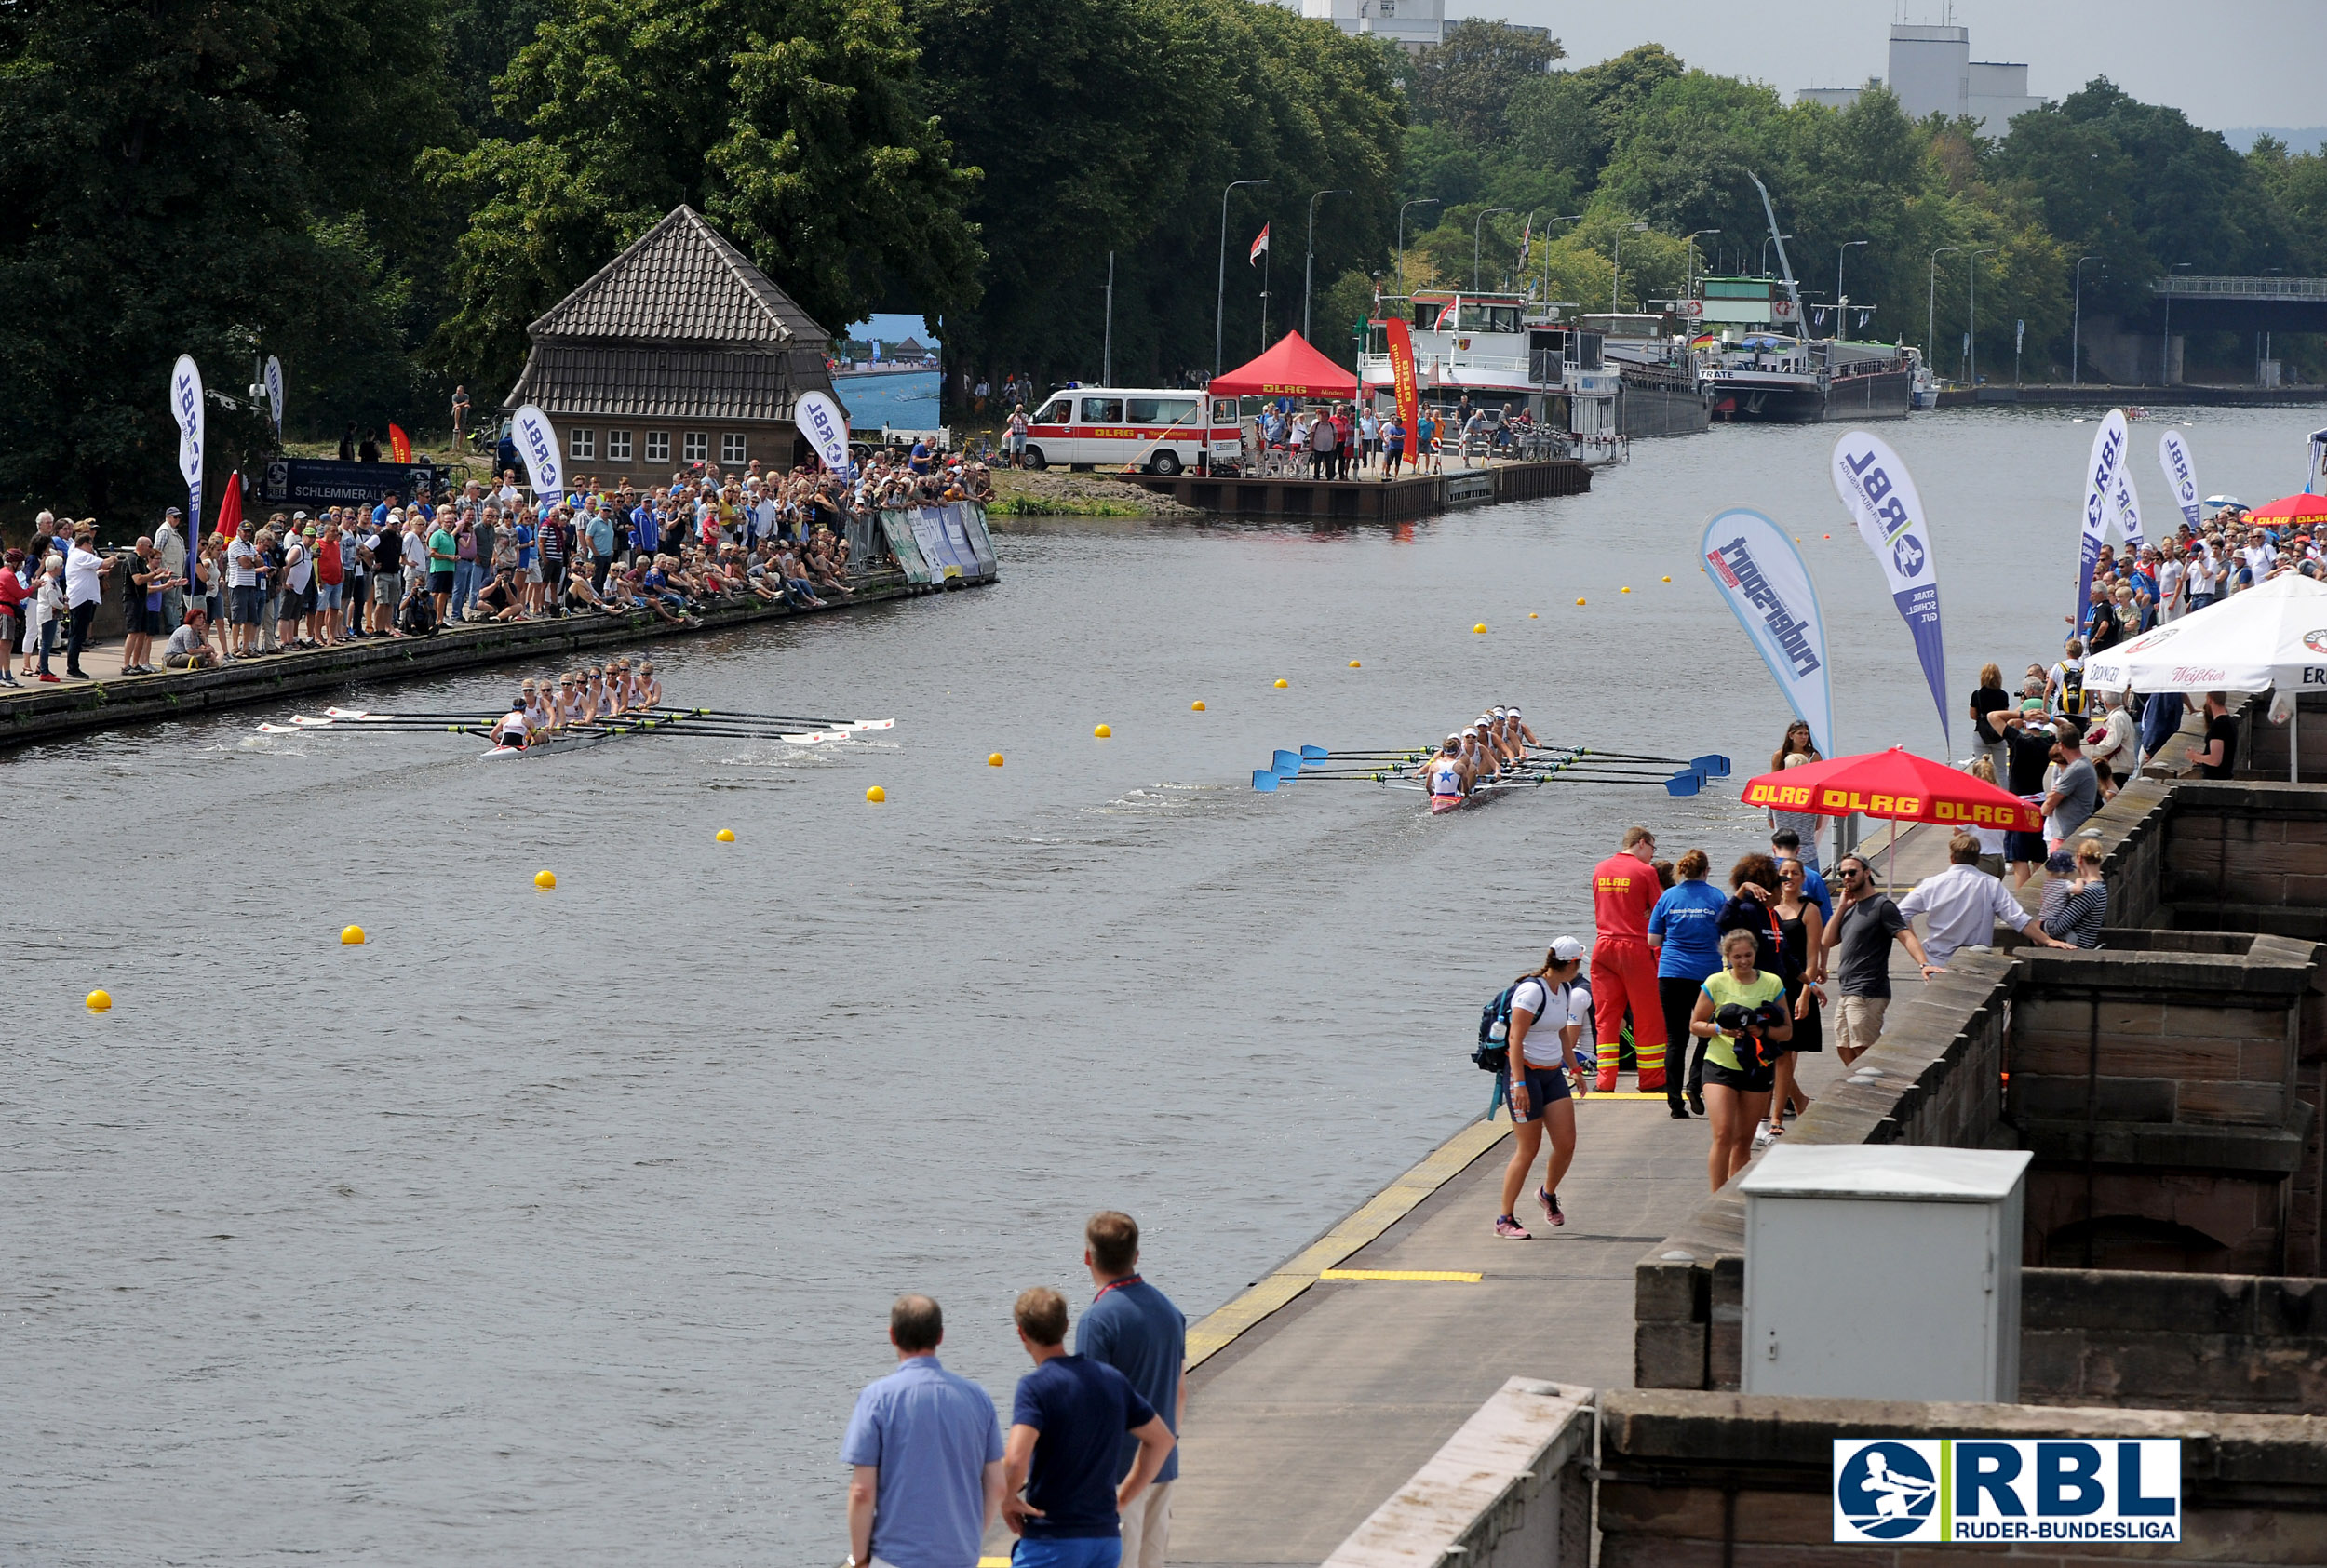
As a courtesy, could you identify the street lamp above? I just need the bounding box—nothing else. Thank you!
[1473,208,1515,292]
[1611,221,1649,312]
[1303,188,1350,342]
[1760,233,1793,275]
[1538,213,1584,304]
[1928,246,1963,368]
[1964,247,1995,384]
[1215,179,1270,378]
[1835,239,1869,341]
[1396,198,1440,298]
[2161,261,2192,386]
[2071,255,2100,386]
[1684,230,1717,298]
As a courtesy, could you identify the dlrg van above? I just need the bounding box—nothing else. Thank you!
[1022,387,1242,476]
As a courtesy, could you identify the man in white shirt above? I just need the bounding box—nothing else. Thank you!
[2155,544,2186,623]
[62,527,114,678]
[1897,834,2074,967]
[2186,543,2221,612]
[155,507,187,631]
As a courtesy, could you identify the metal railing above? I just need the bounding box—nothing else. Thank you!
[2149,275,2327,299]
[1356,351,1541,385]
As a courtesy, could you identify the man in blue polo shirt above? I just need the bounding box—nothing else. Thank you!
[1073,1212,1184,1568]
[841,1294,1003,1568]
[1003,1287,1176,1568]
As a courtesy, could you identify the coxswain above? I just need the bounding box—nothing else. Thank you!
[1424,739,1469,805]
[489,694,532,751]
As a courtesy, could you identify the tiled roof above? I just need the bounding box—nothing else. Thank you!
[502,344,837,422]
[528,207,830,349]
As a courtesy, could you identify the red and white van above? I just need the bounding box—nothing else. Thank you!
[1023,388,1242,476]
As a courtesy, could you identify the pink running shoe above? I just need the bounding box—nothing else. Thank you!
[1494,1214,1533,1240]
[1538,1187,1565,1226]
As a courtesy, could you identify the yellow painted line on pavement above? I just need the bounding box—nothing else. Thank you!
[1183,1116,1510,1371]
[981,1558,1012,1566]
[1320,1268,1482,1282]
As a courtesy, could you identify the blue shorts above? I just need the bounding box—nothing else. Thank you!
[1504,1063,1573,1123]
[314,582,343,610]
[1013,1537,1121,1568]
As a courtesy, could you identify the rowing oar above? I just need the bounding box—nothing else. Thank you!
[643,705,894,731]
[1527,744,1731,778]
[1255,770,1701,797]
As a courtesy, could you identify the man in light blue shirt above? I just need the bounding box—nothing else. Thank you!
[841,1295,1003,1568]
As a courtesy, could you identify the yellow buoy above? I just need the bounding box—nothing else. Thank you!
[534,869,557,890]
[1661,575,1672,583]
[1348,660,1361,668]
[85,988,112,1012]
[1472,623,1487,634]
[1575,596,1586,605]
[1621,586,1632,594]
[1093,724,1111,739]
[1528,611,1539,619]
[1190,700,1205,712]
[987,753,1004,767]
[866,785,886,803]
[340,925,366,945]
[716,828,735,841]
[1273,678,1288,689]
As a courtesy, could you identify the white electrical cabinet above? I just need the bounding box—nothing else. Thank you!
[1739,1145,2032,1402]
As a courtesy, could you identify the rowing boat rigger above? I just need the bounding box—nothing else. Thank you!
[1250,736,1730,806]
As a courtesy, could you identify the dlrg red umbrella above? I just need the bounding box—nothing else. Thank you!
[1742,746,2041,885]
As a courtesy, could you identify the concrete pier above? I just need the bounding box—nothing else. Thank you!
[1116,458,1591,521]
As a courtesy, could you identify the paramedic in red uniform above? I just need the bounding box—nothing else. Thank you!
[1590,825,1669,1092]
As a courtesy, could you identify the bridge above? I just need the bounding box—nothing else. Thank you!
[2147,275,2327,334]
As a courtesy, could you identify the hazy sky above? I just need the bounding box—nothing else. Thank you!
[1459,0,2324,137]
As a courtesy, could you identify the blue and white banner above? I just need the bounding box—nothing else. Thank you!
[1702,506,1834,759]
[171,354,205,564]
[2109,464,2146,553]
[1832,431,1948,750]
[795,390,853,478]
[2159,429,2200,532]
[509,403,563,497]
[1835,1437,2179,1545]
[2078,409,2129,629]
[263,355,284,441]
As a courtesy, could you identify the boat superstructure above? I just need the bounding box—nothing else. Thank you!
[1360,291,1625,464]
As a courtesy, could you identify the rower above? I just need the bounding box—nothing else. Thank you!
[594,664,619,720]
[490,694,532,750]
[1424,739,1469,804]
[1462,725,1497,780]
[1482,709,1522,769]
[521,678,550,733]
[608,660,633,715]
[570,671,599,728]
[637,661,662,709]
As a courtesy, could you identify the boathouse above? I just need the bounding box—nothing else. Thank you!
[499,206,839,485]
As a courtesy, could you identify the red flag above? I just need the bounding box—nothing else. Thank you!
[1248,223,1271,264]
[388,423,412,463]
[1384,317,1421,462]
[205,470,242,581]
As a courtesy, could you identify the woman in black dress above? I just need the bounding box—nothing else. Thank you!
[1771,857,1826,1135]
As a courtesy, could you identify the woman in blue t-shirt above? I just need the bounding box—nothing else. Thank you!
[1649,848,1729,1120]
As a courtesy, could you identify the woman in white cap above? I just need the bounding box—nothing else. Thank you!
[1492,938,1594,1239]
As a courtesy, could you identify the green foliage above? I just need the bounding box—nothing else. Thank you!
[0,0,451,525]
[924,0,1402,390]
[426,0,981,396]
[1404,20,1563,148]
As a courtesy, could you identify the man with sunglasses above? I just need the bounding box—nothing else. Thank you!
[1821,853,1943,1066]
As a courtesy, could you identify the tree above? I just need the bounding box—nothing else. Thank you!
[426,0,982,396]
[1406,20,1563,149]
[1505,43,1684,194]
[0,0,451,526]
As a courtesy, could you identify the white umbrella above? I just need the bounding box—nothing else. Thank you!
[2085,573,2327,781]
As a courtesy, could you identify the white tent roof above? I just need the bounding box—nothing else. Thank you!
[2085,573,2327,694]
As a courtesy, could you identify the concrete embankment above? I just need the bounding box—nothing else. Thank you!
[0,566,989,751]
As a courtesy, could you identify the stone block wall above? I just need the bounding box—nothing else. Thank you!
[2020,1267,2327,1414]
[2159,783,2327,939]
[1597,1388,2327,1567]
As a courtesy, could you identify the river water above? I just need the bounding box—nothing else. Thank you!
[6,406,2317,1562]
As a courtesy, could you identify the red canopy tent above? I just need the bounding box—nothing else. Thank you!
[1208,332,1361,400]
[1741,746,2042,887]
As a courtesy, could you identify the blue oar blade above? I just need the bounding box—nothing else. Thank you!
[1300,744,1330,759]
[1664,771,1702,797]
[1691,754,1732,779]
[1252,770,1280,792]
[1272,749,1303,777]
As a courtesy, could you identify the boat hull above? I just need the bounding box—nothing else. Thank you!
[1617,375,1711,437]
[1710,366,1914,423]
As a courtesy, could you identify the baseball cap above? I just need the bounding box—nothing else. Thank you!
[1550,935,1587,961]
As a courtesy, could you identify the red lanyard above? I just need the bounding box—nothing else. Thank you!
[1093,1275,1143,1303]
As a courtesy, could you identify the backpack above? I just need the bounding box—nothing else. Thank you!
[1474,975,1556,1074]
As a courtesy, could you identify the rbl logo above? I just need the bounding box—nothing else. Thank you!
[1834,1439,2180,1544]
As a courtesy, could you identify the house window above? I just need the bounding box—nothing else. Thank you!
[607,431,633,462]
[683,433,708,462]
[645,432,670,462]
[721,434,747,465]
[570,428,595,460]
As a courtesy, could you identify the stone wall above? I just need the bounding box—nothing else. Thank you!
[2021,1267,2327,1415]
[1597,1388,2327,1567]
[1637,775,2327,1392]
